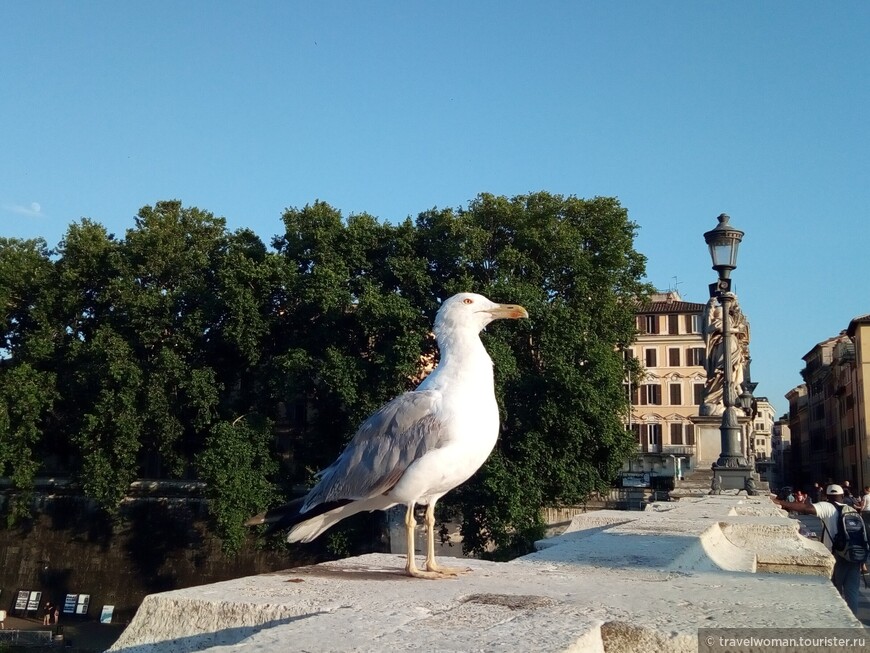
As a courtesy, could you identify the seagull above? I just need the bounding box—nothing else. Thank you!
[246,292,528,578]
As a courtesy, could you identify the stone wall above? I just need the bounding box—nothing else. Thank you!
[107,495,864,653]
[0,493,332,623]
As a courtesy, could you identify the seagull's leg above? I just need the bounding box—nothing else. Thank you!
[403,503,441,579]
[424,502,470,576]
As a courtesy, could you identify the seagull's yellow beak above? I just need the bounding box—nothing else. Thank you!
[487,303,529,320]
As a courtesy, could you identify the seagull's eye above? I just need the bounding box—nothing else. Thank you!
[462,298,473,305]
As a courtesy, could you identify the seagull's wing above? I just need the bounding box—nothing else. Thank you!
[301,389,446,512]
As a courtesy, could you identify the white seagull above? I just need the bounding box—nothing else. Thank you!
[246,292,528,578]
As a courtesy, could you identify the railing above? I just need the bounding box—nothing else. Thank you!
[0,629,53,646]
[661,445,695,455]
[635,445,696,455]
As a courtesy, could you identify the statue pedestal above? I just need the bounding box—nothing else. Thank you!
[689,414,748,468]
[689,413,768,494]
[713,467,755,491]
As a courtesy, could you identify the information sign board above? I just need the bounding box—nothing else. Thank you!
[25,590,42,611]
[76,594,90,615]
[14,590,30,611]
[100,605,114,624]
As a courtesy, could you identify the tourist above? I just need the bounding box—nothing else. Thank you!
[42,601,53,626]
[773,484,863,615]
[861,486,870,513]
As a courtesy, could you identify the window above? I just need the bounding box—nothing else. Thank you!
[645,315,659,334]
[687,314,702,334]
[668,348,680,366]
[687,348,705,366]
[670,423,683,445]
[623,348,635,361]
[648,423,662,447]
[640,384,662,405]
[668,314,679,334]
[645,349,657,367]
[693,383,705,406]
[686,423,696,445]
[670,384,682,405]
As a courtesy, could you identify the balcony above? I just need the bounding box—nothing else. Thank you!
[636,444,696,456]
[662,445,696,455]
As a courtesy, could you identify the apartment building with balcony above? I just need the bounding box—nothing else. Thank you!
[771,415,792,490]
[751,396,776,481]
[622,291,707,486]
[786,314,870,491]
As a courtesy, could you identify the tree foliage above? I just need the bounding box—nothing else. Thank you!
[0,192,649,556]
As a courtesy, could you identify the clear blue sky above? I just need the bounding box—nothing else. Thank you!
[3,2,869,416]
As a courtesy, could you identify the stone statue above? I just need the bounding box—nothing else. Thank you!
[710,473,722,495]
[700,298,724,415]
[699,295,750,416]
[744,476,758,496]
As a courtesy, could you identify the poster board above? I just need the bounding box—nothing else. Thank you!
[14,590,42,613]
[62,593,91,615]
[100,605,114,624]
[26,590,42,611]
[14,590,31,611]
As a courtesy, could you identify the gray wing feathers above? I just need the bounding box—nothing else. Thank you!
[301,390,445,511]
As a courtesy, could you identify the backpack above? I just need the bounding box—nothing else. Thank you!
[824,503,870,563]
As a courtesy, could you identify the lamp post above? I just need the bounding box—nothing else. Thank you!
[703,214,751,473]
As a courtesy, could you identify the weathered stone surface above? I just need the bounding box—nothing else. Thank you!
[109,497,862,652]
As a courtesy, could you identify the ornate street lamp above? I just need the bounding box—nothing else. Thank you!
[703,214,750,472]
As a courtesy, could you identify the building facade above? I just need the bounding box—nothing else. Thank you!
[770,415,792,490]
[786,314,870,492]
[622,291,707,486]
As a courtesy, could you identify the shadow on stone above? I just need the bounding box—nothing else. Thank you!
[109,612,328,653]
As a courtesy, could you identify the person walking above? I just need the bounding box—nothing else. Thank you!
[773,484,865,615]
[42,601,53,626]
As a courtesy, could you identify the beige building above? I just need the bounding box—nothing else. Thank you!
[750,397,775,459]
[623,291,707,485]
[770,415,792,489]
[786,314,870,491]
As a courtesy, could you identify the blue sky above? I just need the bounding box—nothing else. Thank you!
[2,2,869,416]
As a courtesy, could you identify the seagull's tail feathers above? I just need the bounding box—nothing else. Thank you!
[245,497,350,537]
[245,496,395,542]
[287,496,396,543]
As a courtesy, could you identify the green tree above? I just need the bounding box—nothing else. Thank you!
[196,418,279,553]
[271,203,432,481]
[0,237,59,520]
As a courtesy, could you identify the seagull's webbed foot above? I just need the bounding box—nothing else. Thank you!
[424,559,471,576]
[405,558,450,580]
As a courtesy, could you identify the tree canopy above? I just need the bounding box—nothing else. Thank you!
[0,193,650,553]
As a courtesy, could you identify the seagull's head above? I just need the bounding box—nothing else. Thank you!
[434,292,529,336]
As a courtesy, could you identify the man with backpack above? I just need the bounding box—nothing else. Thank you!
[773,484,868,615]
